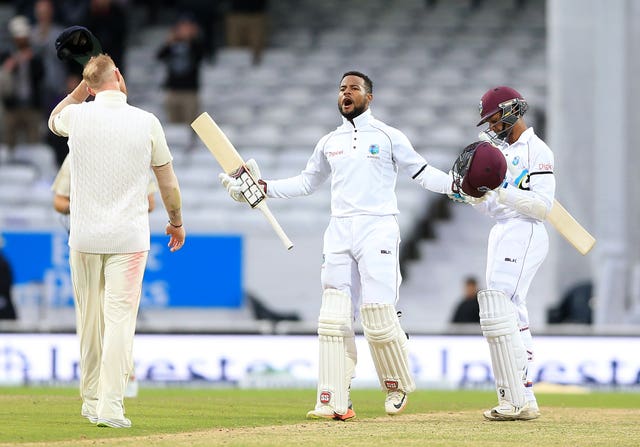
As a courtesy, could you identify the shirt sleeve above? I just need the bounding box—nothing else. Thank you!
[528,143,555,210]
[266,136,331,198]
[391,128,453,194]
[51,103,79,138]
[150,115,173,166]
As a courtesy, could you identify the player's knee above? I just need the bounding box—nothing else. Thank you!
[318,289,352,337]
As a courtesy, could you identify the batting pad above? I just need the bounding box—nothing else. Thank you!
[479,289,527,408]
[360,303,416,393]
[316,289,354,415]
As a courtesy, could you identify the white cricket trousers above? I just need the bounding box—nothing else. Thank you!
[321,215,401,307]
[485,218,548,329]
[70,250,148,421]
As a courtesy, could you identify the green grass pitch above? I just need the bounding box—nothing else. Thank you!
[0,387,639,446]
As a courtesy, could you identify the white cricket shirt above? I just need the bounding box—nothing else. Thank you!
[474,127,556,221]
[52,90,172,253]
[266,109,451,216]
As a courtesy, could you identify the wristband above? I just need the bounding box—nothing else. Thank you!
[168,220,182,228]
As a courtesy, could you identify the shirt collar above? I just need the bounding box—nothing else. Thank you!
[342,108,372,128]
[94,90,127,104]
[514,127,534,145]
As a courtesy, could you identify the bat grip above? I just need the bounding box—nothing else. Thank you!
[256,201,294,250]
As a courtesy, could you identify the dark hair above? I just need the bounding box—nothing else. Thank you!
[464,276,478,286]
[341,71,373,94]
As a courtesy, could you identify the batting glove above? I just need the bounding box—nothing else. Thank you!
[219,173,244,202]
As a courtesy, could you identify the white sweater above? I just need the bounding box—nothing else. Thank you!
[53,90,172,253]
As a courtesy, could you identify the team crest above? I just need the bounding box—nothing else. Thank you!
[369,144,380,155]
[384,380,399,391]
[512,155,520,166]
[319,390,331,404]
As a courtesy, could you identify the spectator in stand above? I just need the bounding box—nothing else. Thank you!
[176,0,221,61]
[84,0,128,74]
[451,276,480,324]
[156,13,204,127]
[31,0,68,111]
[225,0,268,65]
[0,15,45,161]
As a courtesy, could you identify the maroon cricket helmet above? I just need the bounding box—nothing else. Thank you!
[477,86,524,126]
[461,142,507,198]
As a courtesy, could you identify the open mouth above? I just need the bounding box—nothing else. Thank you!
[342,98,353,108]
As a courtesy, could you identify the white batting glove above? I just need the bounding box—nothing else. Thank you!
[219,173,244,202]
[245,158,261,181]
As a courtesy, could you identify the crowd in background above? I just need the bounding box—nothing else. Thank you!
[0,0,268,166]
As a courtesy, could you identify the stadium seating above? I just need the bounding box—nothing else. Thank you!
[0,0,550,332]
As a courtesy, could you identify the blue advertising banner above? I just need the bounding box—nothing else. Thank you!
[0,231,242,308]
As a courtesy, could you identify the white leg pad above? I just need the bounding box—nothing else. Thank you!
[360,303,416,393]
[316,289,353,415]
[479,289,527,409]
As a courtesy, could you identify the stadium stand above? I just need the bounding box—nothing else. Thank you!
[0,0,553,333]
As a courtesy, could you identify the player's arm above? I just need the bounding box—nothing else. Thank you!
[151,116,185,251]
[53,194,70,214]
[233,135,330,200]
[498,146,555,220]
[265,145,331,198]
[48,79,89,136]
[147,193,156,213]
[392,130,453,194]
[153,161,184,251]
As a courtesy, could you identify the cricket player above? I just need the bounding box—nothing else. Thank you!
[48,54,185,428]
[220,71,454,420]
[462,86,555,420]
[51,153,158,398]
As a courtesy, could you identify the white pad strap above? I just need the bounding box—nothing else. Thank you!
[360,303,416,393]
[479,289,527,408]
[316,289,353,415]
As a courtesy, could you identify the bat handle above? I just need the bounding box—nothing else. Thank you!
[256,201,294,250]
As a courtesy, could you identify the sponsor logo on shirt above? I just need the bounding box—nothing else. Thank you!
[368,144,380,159]
[326,150,344,158]
[538,162,553,171]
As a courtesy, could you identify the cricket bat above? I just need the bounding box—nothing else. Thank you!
[191,112,293,250]
[547,199,595,255]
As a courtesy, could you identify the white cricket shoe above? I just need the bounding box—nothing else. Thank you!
[306,401,356,421]
[483,401,539,421]
[385,391,408,415]
[80,404,97,424]
[96,417,132,428]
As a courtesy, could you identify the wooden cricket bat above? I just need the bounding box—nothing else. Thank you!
[191,112,293,250]
[547,199,595,255]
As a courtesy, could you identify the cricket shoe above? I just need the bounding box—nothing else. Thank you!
[306,402,356,421]
[96,417,132,428]
[385,391,408,415]
[80,404,97,424]
[483,401,539,421]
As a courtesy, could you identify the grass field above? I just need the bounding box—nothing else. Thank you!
[1,386,639,446]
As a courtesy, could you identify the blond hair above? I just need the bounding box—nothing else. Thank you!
[82,54,116,90]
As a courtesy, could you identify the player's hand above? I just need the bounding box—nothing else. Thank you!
[448,191,486,205]
[219,173,244,201]
[245,158,261,181]
[165,223,185,252]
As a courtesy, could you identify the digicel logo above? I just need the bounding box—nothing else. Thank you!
[538,163,553,171]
